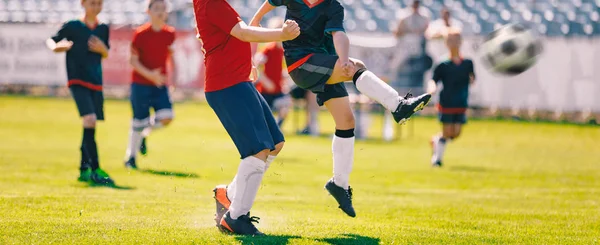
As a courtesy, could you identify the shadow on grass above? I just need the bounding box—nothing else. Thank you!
[236,234,301,245]
[318,234,380,245]
[449,165,488,172]
[137,169,200,178]
[235,233,379,245]
[85,183,136,190]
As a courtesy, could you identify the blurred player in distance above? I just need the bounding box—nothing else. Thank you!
[250,0,432,218]
[427,29,475,167]
[124,0,176,169]
[193,0,300,236]
[254,17,292,127]
[46,0,114,185]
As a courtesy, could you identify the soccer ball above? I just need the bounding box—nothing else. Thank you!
[479,23,543,75]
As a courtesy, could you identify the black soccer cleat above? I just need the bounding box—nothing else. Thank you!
[392,93,432,124]
[432,161,443,168]
[90,168,115,186]
[140,137,148,156]
[125,157,137,169]
[325,179,356,217]
[218,211,264,236]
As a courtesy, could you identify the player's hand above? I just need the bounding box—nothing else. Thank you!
[150,69,167,86]
[54,40,73,52]
[281,20,300,40]
[341,60,355,77]
[261,79,276,93]
[88,36,108,56]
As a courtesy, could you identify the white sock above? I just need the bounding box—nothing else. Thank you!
[228,156,266,219]
[382,112,394,141]
[142,118,164,137]
[125,128,143,159]
[226,175,237,201]
[432,136,450,163]
[355,70,400,111]
[332,135,355,190]
[265,155,276,172]
[309,110,319,136]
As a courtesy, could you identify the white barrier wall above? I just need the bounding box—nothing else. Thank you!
[349,34,600,113]
[1,23,599,113]
[0,24,67,86]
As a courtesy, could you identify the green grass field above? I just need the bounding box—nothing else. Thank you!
[0,96,599,244]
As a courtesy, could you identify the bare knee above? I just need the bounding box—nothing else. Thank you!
[271,142,284,156]
[160,118,173,127]
[82,114,97,128]
[336,113,355,130]
[253,149,271,162]
[351,58,366,71]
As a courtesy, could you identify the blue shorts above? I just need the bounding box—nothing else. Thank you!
[439,113,467,124]
[130,83,173,128]
[206,82,285,159]
[70,85,104,120]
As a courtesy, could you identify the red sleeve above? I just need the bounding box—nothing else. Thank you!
[206,0,243,34]
[169,31,176,46]
[131,31,141,56]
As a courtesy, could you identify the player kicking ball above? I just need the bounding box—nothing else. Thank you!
[124,0,176,169]
[193,0,300,236]
[427,29,475,167]
[46,0,114,186]
[250,0,432,217]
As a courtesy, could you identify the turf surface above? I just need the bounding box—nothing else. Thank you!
[0,96,598,244]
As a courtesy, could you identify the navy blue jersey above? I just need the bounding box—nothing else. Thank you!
[51,20,110,91]
[268,0,344,65]
[432,58,474,109]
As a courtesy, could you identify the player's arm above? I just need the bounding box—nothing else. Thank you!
[393,19,405,37]
[88,25,110,58]
[130,48,165,86]
[47,22,73,52]
[427,64,442,94]
[469,61,476,84]
[230,21,299,43]
[249,1,276,27]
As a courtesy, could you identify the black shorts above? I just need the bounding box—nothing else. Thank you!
[69,85,104,120]
[288,53,348,106]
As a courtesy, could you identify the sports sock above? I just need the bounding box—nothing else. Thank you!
[332,129,355,190]
[228,156,266,219]
[264,155,276,172]
[125,126,144,159]
[309,110,319,136]
[82,128,99,171]
[432,136,450,163]
[79,145,89,170]
[226,175,237,201]
[353,69,400,111]
[142,117,164,137]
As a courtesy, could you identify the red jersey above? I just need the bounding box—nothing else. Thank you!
[193,0,252,92]
[131,23,176,86]
[255,43,285,95]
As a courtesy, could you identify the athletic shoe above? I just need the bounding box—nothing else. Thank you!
[213,185,231,226]
[432,161,443,168]
[219,211,264,236]
[90,168,115,186]
[140,137,147,156]
[125,157,137,169]
[324,179,356,217]
[78,168,92,182]
[392,93,432,124]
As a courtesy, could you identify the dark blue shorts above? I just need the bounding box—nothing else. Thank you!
[70,85,104,120]
[439,113,467,124]
[288,53,348,106]
[206,82,285,159]
[130,83,173,121]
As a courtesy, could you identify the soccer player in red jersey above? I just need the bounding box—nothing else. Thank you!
[124,0,176,169]
[193,0,300,236]
[254,17,292,127]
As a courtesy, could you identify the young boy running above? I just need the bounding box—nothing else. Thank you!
[427,30,475,167]
[249,0,432,217]
[124,0,176,169]
[193,0,300,236]
[46,0,114,186]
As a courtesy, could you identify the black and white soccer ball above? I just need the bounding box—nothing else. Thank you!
[480,23,543,75]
